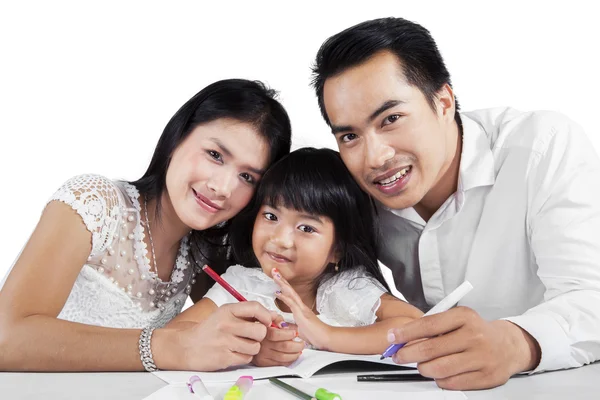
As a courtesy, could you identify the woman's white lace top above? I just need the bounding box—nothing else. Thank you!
[49,174,195,329]
[204,265,387,327]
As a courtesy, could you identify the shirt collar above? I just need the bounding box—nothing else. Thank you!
[458,112,496,192]
[380,112,496,222]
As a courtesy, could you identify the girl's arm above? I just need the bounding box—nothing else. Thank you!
[273,270,423,355]
[0,202,271,371]
[313,294,423,354]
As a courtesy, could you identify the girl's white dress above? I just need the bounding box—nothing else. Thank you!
[46,174,194,328]
[204,264,388,327]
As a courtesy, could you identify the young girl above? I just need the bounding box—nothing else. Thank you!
[168,147,423,366]
[0,79,291,372]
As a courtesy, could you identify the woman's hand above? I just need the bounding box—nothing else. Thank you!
[154,301,273,371]
[272,268,332,350]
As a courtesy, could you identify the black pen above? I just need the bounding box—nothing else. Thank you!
[357,373,433,382]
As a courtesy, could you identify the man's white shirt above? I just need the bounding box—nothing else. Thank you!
[377,107,600,372]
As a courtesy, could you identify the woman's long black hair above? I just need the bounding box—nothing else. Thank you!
[130,79,292,276]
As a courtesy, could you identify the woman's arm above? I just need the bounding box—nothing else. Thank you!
[0,202,272,371]
[165,298,218,329]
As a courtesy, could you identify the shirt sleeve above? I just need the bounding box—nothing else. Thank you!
[48,174,122,257]
[202,265,247,307]
[317,268,388,327]
[503,113,600,373]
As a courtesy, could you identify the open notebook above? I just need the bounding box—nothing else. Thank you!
[153,349,417,384]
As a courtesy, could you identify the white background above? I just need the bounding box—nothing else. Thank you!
[1,1,598,280]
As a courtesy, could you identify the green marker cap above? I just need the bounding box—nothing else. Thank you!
[315,388,342,400]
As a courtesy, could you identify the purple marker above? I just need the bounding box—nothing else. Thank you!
[381,281,473,360]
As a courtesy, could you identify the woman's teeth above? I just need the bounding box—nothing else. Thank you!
[379,167,410,186]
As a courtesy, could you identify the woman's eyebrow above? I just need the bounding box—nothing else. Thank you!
[209,137,265,175]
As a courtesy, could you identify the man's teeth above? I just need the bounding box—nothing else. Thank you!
[379,167,410,185]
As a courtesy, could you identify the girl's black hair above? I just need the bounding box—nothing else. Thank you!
[230,147,389,291]
[130,79,292,275]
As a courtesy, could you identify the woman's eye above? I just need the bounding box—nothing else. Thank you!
[207,150,222,161]
[340,133,357,143]
[240,172,255,184]
[382,114,401,126]
[263,212,277,221]
[299,225,315,233]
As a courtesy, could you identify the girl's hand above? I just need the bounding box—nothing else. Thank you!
[272,268,332,350]
[252,323,305,367]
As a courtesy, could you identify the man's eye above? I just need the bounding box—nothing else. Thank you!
[383,114,401,126]
[341,133,357,143]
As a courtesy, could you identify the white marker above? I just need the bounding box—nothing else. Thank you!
[381,281,474,359]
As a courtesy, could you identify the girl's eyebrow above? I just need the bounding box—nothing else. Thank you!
[298,213,323,224]
[265,204,323,223]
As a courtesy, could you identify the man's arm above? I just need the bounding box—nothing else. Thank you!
[388,114,600,389]
[503,114,600,372]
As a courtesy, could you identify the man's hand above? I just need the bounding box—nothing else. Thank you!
[252,324,304,367]
[388,306,541,390]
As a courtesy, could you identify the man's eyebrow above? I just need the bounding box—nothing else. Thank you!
[330,99,405,134]
[209,137,265,175]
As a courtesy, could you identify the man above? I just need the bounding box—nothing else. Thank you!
[311,17,600,390]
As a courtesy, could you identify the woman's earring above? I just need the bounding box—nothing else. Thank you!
[334,263,339,272]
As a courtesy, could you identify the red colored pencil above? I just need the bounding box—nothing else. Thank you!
[201,264,279,328]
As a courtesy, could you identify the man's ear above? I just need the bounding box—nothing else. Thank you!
[436,83,456,124]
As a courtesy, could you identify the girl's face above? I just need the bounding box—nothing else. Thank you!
[252,204,339,285]
[166,118,269,231]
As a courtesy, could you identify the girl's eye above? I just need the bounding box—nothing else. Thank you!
[207,150,222,161]
[340,133,357,143]
[382,114,401,126]
[240,172,255,184]
[263,212,277,221]
[298,225,316,233]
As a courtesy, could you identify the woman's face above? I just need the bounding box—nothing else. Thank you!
[165,118,270,230]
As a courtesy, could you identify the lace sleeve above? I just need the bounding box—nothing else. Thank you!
[317,268,388,327]
[48,174,122,257]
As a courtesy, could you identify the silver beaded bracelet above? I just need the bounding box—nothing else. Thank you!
[139,327,158,372]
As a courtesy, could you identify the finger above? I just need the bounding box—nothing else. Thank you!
[227,352,254,368]
[271,312,286,327]
[275,291,303,315]
[415,351,481,379]
[270,338,305,354]
[392,329,470,364]
[227,336,262,357]
[264,350,303,365]
[272,268,305,305]
[266,325,298,341]
[227,301,273,328]
[390,307,478,344]
[435,369,507,391]
[229,318,268,342]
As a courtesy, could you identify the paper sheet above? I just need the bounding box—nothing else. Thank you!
[153,349,416,384]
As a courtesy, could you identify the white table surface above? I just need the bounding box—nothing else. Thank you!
[1,362,598,399]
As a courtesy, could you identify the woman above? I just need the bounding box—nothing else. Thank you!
[0,79,292,372]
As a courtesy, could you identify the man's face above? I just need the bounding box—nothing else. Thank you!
[322,51,456,210]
